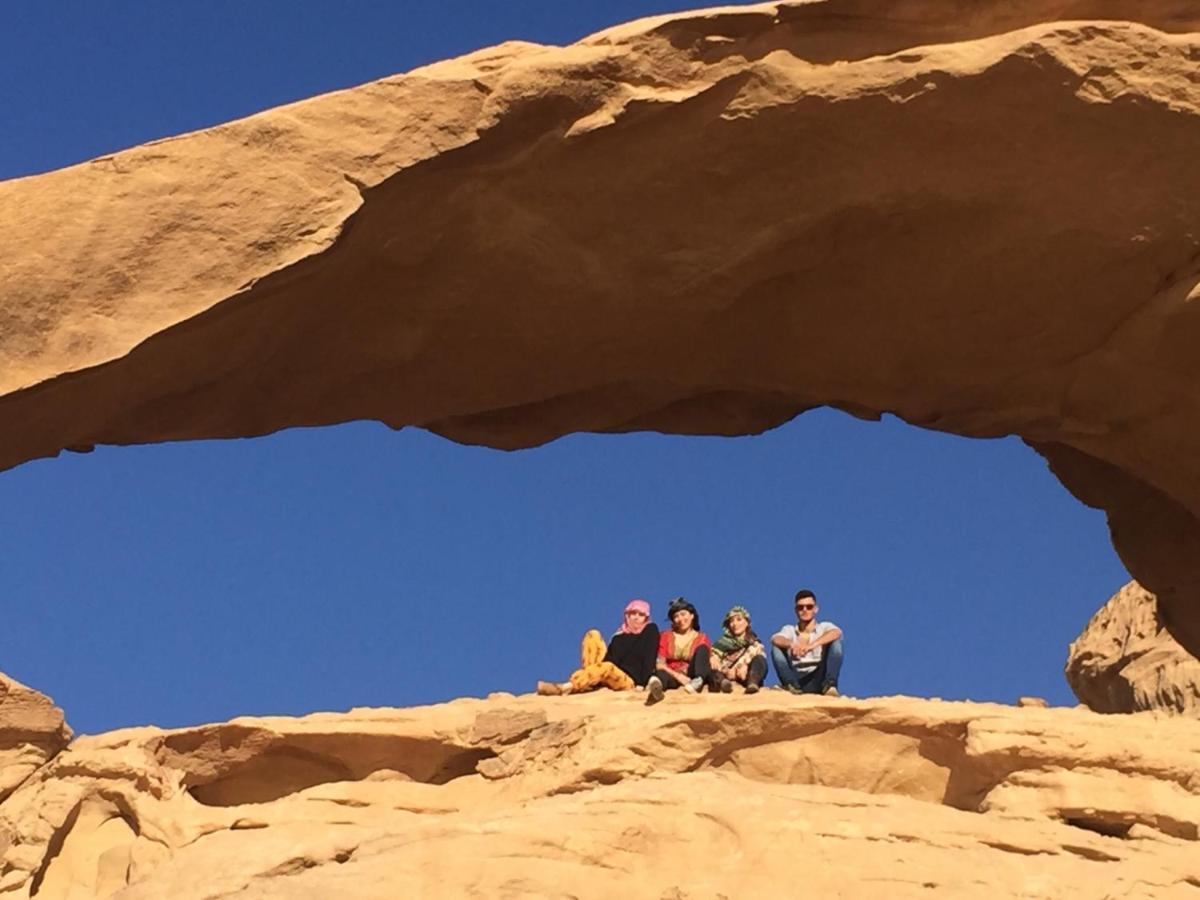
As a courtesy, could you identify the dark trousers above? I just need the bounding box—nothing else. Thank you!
[741,655,768,686]
[656,651,713,690]
[718,654,768,687]
[771,639,844,692]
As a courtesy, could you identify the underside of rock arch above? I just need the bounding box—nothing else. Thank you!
[2,1,1200,650]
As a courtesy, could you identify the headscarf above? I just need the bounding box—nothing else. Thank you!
[617,598,652,635]
[713,604,758,655]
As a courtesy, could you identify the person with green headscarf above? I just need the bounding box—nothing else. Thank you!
[710,605,767,694]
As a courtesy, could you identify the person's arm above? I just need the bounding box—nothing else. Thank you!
[771,627,793,650]
[655,631,669,674]
[808,625,842,648]
[794,625,842,654]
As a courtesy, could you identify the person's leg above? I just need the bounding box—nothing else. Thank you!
[793,668,823,694]
[745,655,767,692]
[580,629,607,668]
[657,668,684,691]
[596,661,635,691]
[568,664,605,693]
[820,638,844,690]
[770,645,803,690]
[689,651,714,691]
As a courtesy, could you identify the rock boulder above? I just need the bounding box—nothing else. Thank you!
[0,672,71,803]
[1067,581,1200,715]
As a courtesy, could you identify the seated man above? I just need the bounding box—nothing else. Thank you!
[770,589,843,695]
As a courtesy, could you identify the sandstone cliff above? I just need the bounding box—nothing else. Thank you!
[2,1,1200,654]
[1,689,1198,898]
[1068,581,1200,716]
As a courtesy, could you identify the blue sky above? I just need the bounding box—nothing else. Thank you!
[1,3,1128,735]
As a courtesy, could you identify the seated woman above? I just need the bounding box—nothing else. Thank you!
[710,605,767,694]
[645,597,713,705]
[537,599,660,695]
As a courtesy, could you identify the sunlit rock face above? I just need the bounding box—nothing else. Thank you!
[2,691,1200,898]
[1067,581,1200,715]
[3,0,1200,650]
[0,673,71,803]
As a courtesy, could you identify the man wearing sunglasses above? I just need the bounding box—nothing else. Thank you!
[770,589,843,695]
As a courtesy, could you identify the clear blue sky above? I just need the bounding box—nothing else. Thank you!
[1,2,1129,735]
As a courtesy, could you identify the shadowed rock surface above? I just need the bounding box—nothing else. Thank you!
[3,1,1200,652]
[1,689,1199,898]
[1067,581,1200,715]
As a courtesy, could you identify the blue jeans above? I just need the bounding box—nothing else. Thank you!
[771,639,843,692]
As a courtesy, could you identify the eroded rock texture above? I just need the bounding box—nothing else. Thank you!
[0,673,71,805]
[1,691,1199,898]
[3,1,1200,649]
[1067,581,1200,715]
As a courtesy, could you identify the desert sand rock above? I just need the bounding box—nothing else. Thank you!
[1068,581,1200,716]
[0,673,71,804]
[1,690,1199,898]
[3,3,1200,651]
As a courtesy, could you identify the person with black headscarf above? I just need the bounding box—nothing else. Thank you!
[645,597,715,705]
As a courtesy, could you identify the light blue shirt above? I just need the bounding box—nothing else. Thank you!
[772,621,838,671]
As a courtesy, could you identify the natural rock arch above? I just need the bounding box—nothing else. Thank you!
[3,1,1200,651]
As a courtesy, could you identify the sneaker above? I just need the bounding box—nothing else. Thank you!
[785,684,805,695]
[822,683,840,697]
[645,676,665,706]
[536,681,562,696]
[685,676,704,694]
[719,677,733,694]
[745,682,760,695]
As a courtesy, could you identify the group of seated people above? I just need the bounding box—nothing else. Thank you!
[536,589,844,706]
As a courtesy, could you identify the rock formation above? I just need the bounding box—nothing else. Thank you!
[1,689,1199,898]
[0,673,71,804]
[1067,581,1200,715]
[2,2,1200,652]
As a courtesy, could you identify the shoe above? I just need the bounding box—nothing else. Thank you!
[685,676,704,694]
[536,681,562,696]
[785,684,805,695]
[822,683,840,697]
[645,676,665,706]
[745,682,760,695]
[719,677,733,694]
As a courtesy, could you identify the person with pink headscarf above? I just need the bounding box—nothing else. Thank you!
[537,599,661,695]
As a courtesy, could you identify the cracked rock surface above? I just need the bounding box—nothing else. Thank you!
[1,690,1199,898]
[2,1,1200,651]
[1067,581,1200,715]
[0,673,71,806]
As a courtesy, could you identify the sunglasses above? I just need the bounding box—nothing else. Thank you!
[795,604,816,610]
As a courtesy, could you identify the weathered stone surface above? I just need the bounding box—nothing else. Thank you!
[0,672,71,803]
[1067,581,1200,715]
[2,2,1200,652]
[2,691,1199,898]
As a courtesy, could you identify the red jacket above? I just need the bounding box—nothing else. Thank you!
[657,630,712,673]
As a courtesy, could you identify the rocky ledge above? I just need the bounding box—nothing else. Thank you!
[1,690,1198,898]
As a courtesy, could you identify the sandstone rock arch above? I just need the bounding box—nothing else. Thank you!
[2,1,1200,651]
